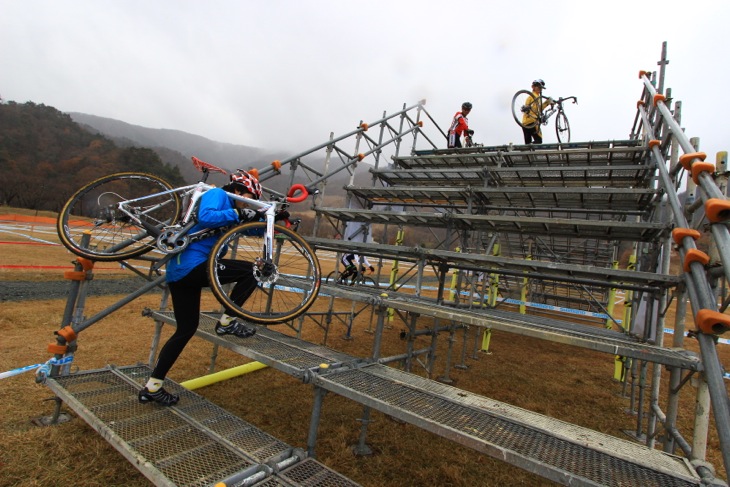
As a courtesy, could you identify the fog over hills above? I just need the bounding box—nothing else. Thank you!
[69,112,288,183]
[69,112,364,196]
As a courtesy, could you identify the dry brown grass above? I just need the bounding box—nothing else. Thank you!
[1,211,729,486]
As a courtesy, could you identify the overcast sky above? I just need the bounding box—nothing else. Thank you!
[2,0,728,165]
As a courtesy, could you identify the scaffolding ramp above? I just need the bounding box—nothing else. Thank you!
[46,364,361,487]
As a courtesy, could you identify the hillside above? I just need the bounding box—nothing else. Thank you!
[0,101,185,212]
[0,100,373,217]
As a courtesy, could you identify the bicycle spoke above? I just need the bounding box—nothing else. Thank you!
[58,173,179,261]
[208,222,321,324]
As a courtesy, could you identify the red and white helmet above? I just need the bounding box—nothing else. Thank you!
[230,169,262,200]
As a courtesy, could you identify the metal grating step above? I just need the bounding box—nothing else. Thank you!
[143,310,704,485]
[314,207,669,242]
[402,139,649,170]
[147,311,360,379]
[46,365,362,487]
[307,237,678,292]
[346,185,658,214]
[314,364,701,487]
[312,283,701,371]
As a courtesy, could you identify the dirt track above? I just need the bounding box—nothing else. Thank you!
[0,278,163,302]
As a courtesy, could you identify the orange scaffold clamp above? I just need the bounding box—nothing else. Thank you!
[679,152,707,171]
[705,198,730,223]
[683,248,710,272]
[696,309,730,335]
[691,162,715,185]
[671,228,701,246]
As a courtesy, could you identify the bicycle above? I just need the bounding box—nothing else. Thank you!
[511,91,578,143]
[464,129,483,148]
[56,156,321,324]
[326,265,377,287]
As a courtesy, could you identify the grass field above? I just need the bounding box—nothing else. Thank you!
[1,209,728,486]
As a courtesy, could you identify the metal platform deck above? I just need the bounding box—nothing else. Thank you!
[314,208,668,242]
[403,139,650,171]
[45,364,361,487]
[141,311,701,486]
[307,238,678,292]
[370,164,655,188]
[346,185,658,215]
[313,284,702,371]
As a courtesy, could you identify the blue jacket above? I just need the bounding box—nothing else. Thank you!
[166,187,240,283]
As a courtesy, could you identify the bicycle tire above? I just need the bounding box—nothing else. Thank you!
[511,90,540,129]
[207,221,321,324]
[325,270,343,284]
[555,111,571,143]
[358,276,377,288]
[57,172,180,262]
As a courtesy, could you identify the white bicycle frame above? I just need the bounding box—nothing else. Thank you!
[115,180,281,263]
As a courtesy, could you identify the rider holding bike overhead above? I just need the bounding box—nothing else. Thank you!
[139,170,266,406]
[521,79,554,144]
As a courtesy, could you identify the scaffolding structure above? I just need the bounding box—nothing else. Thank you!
[42,43,730,486]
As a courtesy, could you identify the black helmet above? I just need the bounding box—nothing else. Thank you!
[462,102,472,110]
[532,79,546,89]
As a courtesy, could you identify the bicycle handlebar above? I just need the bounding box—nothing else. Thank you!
[287,184,309,203]
[558,96,578,104]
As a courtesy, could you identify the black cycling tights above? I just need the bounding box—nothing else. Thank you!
[151,259,257,380]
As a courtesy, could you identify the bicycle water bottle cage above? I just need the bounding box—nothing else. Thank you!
[157,228,190,254]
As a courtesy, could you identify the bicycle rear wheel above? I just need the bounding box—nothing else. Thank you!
[207,222,321,324]
[555,111,571,143]
[325,270,344,284]
[57,172,180,261]
[511,90,540,129]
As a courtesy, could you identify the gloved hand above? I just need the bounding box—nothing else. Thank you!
[236,208,259,222]
[369,266,375,272]
[275,210,290,222]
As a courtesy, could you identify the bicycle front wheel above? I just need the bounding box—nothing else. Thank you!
[511,90,540,129]
[555,111,571,143]
[208,222,321,324]
[357,276,378,288]
[57,172,180,261]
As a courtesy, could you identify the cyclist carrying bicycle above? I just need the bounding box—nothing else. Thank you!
[521,79,554,144]
[340,252,375,284]
[139,169,269,406]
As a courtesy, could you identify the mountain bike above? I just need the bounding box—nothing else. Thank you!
[326,266,377,287]
[56,157,321,324]
[511,91,578,143]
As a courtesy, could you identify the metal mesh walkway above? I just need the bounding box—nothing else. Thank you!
[46,364,361,487]
[140,310,702,486]
[315,364,700,487]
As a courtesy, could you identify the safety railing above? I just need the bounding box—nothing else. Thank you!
[635,68,730,479]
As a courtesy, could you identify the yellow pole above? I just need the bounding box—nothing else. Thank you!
[387,228,404,323]
[488,243,500,307]
[480,328,492,353]
[180,362,268,390]
[520,254,531,314]
[614,252,637,381]
[449,246,461,302]
[605,260,619,329]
